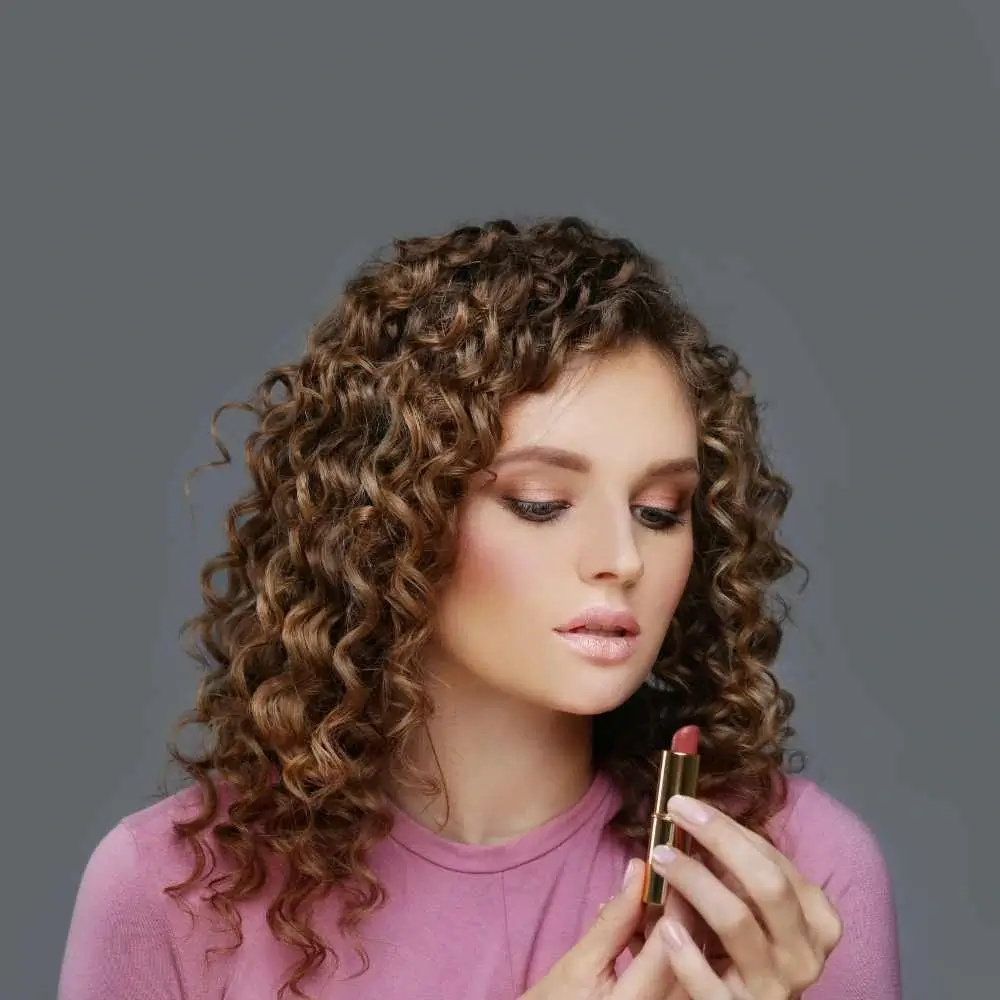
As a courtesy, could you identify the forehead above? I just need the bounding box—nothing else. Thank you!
[499,344,698,460]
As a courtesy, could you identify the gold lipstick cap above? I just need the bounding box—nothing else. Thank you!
[642,748,700,907]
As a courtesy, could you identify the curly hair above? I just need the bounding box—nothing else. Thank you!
[164,216,801,999]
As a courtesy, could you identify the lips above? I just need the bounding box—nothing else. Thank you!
[554,606,640,665]
[555,607,640,636]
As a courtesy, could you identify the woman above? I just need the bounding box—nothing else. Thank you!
[59,218,900,999]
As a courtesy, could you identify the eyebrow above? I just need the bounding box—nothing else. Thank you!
[490,445,700,481]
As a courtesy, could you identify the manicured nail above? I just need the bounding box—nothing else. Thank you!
[659,919,688,952]
[668,795,711,825]
[651,844,677,866]
[622,858,642,888]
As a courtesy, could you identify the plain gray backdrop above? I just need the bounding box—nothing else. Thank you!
[2,3,996,997]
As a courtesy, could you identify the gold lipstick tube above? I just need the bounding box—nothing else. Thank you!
[642,748,700,907]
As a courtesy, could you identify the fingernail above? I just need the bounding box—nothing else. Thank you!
[659,919,688,952]
[651,844,677,866]
[668,795,711,825]
[622,858,642,889]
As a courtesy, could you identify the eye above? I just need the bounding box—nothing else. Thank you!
[503,499,568,522]
[632,505,688,531]
[503,499,688,530]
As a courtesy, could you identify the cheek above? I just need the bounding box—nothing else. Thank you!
[447,505,541,605]
[647,535,694,614]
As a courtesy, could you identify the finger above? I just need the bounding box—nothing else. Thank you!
[627,933,645,961]
[645,916,729,1000]
[667,796,810,947]
[566,859,646,975]
[798,883,845,954]
[733,819,812,893]
[649,844,773,987]
[599,908,657,961]
[730,823,844,954]
[720,963,755,1000]
[637,889,699,953]
[698,825,824,952]
[613,911,686,1000]
[699,848,777,948]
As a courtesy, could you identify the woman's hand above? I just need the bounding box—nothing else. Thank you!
[521,858,694,999]
[523,796,842,1000]
[644,794,844,998]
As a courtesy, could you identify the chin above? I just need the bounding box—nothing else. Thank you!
[542,667,648,718]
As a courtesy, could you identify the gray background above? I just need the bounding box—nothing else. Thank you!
[2,3,996,997]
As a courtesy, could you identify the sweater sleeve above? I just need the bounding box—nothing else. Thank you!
[793,784,902,1000]
[58,821,187,1000]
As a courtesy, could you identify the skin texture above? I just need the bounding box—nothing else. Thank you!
[393,342,699,843]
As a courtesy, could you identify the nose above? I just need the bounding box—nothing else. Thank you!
[577,507,644,586]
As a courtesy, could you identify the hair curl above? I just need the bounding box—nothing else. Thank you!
[164,216,801,998]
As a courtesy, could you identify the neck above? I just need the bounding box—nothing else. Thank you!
[389,667,594,845]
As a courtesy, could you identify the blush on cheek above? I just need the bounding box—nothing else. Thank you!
[648,537,694,614]
[658,580,688,621]
[451,506,532,596]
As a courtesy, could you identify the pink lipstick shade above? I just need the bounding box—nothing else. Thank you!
[554,630,638,663]
[555,606,640,635]
[670,725,700,756]
[554,605,641,664]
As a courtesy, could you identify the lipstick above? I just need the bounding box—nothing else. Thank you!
[642,725,701,907]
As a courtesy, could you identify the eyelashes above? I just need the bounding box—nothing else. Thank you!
[501,498,688,531]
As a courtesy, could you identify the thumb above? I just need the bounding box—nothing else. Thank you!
[571,859,646,971]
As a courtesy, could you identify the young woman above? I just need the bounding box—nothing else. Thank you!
[59,218,900,999]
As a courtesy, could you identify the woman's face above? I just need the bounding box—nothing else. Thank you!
[429,341,699,717]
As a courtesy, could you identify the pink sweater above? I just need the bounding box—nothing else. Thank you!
[58,774,900,999]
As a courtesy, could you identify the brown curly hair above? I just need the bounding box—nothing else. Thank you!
[164,216,801,999]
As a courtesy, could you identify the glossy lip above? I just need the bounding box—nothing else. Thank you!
[555,606,640,636]
[554,630,639,664]
[553,606,641,665]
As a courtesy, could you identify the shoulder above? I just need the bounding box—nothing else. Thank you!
[68,782,230,945]
[769,776,894,904]
[59,788,203,999]
[59,783,239,998]
[72,817,157,919]
[76,783,205,904]
[117,782,210,873]
[68,783,213,931]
